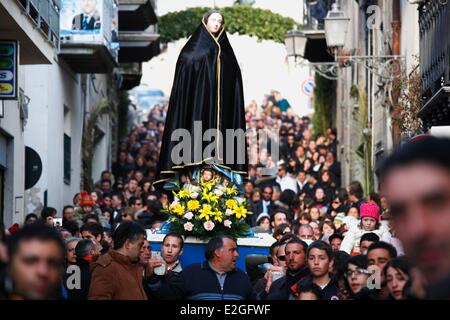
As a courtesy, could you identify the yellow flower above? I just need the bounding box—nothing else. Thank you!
[199,204,213,221]
[171,204,185,216]
[212,211,223,223]
[187,200,200,211]
[178,189,191,199]
[226,187,238,196]
[225,199,237,209]
[201,179,215,191]
[233,205,247,220]
[202,192,219,203]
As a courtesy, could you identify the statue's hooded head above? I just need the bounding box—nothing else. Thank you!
[203,10,225,36]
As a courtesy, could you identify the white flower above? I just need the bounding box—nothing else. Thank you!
[184,222,194,231]
[190,192,199,199]
[184,212,194,220]
[213,189,224,196]
[225,208,233,216]
[171,199,179,207]
[203,220,215,231]
[224,220,232,228]
[235,197,244,205]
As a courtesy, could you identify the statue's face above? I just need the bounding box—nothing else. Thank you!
[206,13,223,35]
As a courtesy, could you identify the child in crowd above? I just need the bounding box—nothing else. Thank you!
[340,203,391,255]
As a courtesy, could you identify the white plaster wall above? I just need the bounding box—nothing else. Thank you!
[24,61,84,214]
[400,0,420,74]
[0,71,25,226]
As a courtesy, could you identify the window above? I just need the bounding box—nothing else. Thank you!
[64,106,71,185]
[64,133,71,184]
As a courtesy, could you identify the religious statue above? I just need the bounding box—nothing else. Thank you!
[154,10,248,194]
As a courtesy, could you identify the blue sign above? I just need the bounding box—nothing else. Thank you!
[301,78,316,97]
[0,40,18,100]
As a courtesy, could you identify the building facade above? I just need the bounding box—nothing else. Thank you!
[1,0,159,225]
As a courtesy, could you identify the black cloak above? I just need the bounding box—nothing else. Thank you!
[154,20,248,190]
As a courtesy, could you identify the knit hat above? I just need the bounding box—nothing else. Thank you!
[333,213,345,226]
[360,202,380,221]
[80,191,94,207]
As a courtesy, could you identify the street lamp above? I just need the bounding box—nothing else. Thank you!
[323,2,350,51]
[284,25,307,59]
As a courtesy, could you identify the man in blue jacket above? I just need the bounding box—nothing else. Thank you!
[146,235,255,300]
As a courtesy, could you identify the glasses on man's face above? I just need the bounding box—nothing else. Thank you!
[135,202,143,206]
[277,255,286,261]
[345,269,369,277]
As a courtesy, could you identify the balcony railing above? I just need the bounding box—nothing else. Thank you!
[418,1,450,127]
[419,1,450,104]
[15,0,60,47]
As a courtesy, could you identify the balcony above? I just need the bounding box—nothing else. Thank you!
[59,43,117,74]
[117,63,142,90]
[0,0,60,64]
[118,25,160,63]
[418,1,450,128]
[118,0,157,31]
[57,0,118,73]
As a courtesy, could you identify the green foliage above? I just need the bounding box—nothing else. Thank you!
[159,6,300,43]
[312,74,333,136]
[82,99,116,191]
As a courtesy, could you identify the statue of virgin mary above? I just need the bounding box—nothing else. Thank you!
[154,10,248,193]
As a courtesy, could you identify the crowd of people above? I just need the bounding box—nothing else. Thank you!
[1,90,450,300]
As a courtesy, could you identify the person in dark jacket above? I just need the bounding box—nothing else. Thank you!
[251,186,275,226]
[296,240,340,300]
[262,238,310,300]
[146,235,255,300]
[64,239,99,300]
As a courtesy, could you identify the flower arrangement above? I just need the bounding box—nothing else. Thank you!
[162,167,251,239]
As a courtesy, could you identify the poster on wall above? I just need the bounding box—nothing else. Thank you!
[60,0,112,45]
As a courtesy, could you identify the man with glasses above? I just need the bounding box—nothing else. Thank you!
[275,164,297,193]
[261,238,309,300]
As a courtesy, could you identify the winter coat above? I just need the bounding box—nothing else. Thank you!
[88,250,147,300]
[340,223,392,254]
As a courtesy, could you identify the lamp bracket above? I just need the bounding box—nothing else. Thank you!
[295,55,406,81]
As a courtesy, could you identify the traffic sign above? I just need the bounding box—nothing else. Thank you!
[301,78,316,97]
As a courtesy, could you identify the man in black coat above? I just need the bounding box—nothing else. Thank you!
[251,185,275,226]
[261,238,310,300]
[64,239,99,300]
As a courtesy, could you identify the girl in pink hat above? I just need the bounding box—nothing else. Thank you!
[340,202,392,255]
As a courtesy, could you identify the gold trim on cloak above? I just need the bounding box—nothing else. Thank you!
[154,22,248,187]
